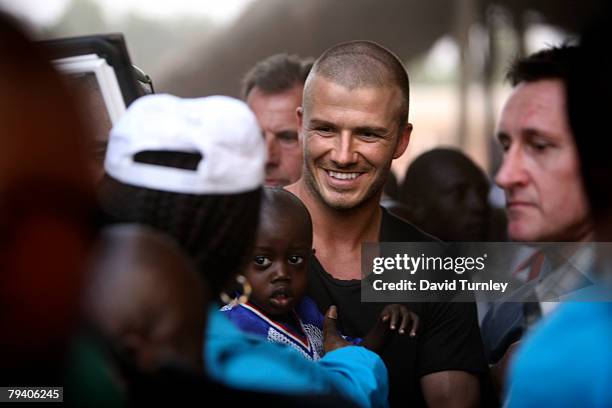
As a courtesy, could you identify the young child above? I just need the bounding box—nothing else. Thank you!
[222,188,418,360]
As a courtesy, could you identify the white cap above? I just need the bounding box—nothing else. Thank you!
[104,94,266,194]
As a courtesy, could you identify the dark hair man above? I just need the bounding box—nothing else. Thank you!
[495,45,592,244]
[243,54,313,187]
[287,40,486,407]
[481,45,595,397]
[505,15,612,406]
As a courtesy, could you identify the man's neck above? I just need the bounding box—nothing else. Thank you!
[529,226,595,270]
[287,180,382,280]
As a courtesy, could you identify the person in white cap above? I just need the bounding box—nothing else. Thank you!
[98,93,389,408]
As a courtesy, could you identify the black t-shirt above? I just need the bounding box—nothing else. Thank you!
[307,208,487,407]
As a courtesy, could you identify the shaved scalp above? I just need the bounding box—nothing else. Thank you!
[304,40,410,128]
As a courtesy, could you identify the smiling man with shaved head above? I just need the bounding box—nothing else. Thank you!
[287,40,486,407]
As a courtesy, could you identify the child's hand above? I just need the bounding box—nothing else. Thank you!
[380,304,419,337]
[323,305,351,353]
[361,304,420,353]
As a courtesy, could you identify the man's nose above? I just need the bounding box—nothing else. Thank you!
[265,133,280,167]
[329,132,358,167]
[495,147,528,190]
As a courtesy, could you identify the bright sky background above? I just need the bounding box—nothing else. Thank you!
[0,0,256,26]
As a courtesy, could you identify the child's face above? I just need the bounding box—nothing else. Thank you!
[244,210,311,319]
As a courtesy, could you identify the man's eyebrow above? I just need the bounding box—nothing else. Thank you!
[307,119,390,135]
[307,118,336,128]
[521,127,554,139]
[354,126,391,136]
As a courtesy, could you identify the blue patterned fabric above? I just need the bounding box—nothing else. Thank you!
[221,297,360,361]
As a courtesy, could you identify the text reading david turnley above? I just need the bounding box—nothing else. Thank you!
[369,253,508,294]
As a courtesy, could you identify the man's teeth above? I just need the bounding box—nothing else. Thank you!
[328,171,359,180]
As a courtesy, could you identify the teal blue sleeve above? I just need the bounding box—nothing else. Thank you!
[205,308,389,408]
[319,344,389,408]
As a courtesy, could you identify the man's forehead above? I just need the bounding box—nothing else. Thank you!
[308,74,401,99]
[247,85,303,111]
[498,79,571,139]
[247,87,302,132]
[305,75,403,120]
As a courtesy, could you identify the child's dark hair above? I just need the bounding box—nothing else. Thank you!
[99,151,261,295]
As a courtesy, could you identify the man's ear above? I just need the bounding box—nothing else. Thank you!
[296,107,304,144]
[393,123,412,159]
[296,106,304,129]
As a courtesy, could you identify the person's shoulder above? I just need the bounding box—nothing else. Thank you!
[513,303,612,376]
[380,207,439,242]
[220,302,245,317]
[525,302,612,348]
[220,303,270,333]
[298,296,322,312]
[296,296,325,326]
[220,303,250,325]
[508,302,612,406]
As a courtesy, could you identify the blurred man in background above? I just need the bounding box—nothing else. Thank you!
[399,148,491,242]
[242,53,313,187]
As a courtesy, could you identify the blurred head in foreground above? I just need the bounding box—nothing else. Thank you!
[0,12,96,378]
[86,224,209,373]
